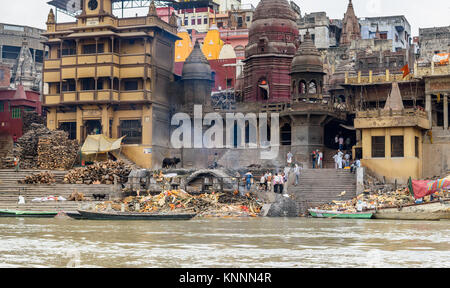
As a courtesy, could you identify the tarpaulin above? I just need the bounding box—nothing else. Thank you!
[409,176,450,199]
[81,135,125,155]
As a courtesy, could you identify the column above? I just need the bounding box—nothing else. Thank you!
[425,94,432,128]
[444,94,448,130]
[101,105,109,137]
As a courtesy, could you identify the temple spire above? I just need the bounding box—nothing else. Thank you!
[340,0,361,45]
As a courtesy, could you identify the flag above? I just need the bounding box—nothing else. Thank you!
[401,64,410,79]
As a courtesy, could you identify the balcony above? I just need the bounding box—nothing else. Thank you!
[355,108,430,130]
[44,90,150,106]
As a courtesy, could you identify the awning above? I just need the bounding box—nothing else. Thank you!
[81,135,125,155]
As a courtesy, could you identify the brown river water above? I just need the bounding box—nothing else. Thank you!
[0,217,448,268]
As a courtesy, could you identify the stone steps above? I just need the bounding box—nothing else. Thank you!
[288,169,356,214]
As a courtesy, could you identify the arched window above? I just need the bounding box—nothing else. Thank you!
[258,78,269,100]
[308,81,317,94]
[299,81,306,95]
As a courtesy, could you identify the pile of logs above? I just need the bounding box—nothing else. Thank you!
[37,131,79,170]
[22,111,46,134]
[64,160,132,185]
[16,124,79,170]
[18,171,56,184]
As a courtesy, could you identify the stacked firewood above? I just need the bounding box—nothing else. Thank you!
[18,171,56,184]
[37,131,79,170]
[15,124,79,170]
[22,111,46,134]
[64,160,132,185]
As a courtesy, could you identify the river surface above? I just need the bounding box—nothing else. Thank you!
[0,217,449,268]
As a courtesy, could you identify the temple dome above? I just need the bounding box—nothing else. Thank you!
[245,0,299,58]
[182,40,212,81]
[291,31,324,74]
[252,0,297,22]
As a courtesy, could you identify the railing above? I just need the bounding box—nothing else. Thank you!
[356,108,428,119]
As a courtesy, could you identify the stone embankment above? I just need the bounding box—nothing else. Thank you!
[0,170,113,212]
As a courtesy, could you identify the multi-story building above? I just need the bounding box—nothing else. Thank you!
[418,26,450,62]
[0,23,47,92]
[42,0,179,168]
[298,12,341,49]
[359,16,412,52]
[177,0,219,33]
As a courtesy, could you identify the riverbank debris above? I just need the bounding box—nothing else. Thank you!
[94,189,263,218]
[315,187,450,213]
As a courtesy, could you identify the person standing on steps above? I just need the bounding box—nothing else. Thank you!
[317,150,323,169]
[294,163,302,186]
[311,150,317,169]
[287,151,293,167]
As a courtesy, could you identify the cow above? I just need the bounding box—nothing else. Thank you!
[162,157,181,169]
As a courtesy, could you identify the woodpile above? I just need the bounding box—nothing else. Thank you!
[64,160,132,185]
[37,131,79,170]
[15,124,79,170]
[22,111,46,134]
[18,171,56,184]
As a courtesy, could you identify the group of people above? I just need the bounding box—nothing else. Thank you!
[335,133,352,151]
[310,150,323,169]
[332,149,361,173]
[258,171,287,194]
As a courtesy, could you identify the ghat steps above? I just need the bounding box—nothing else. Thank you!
[288,168,357,214]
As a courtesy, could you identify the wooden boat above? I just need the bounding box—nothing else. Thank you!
[77,210,197,221]
[309,209,373,219]
[64,211,87,220]
[0,209,57,218]
[368,199,450,221]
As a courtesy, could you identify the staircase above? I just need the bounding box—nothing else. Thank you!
[0,170,114,212]
[288,168,357,214]
[110,151,140,169]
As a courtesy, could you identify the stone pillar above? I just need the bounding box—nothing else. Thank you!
[444,94,448,130]
[425,94,432,128]
[76,107,83,143]
[101,105,109,137]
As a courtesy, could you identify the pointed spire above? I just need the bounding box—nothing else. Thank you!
[340,0,361,45]
[169,12,177,26]
[46,9,55,25]
[148,1,157,16]
[384,82,404,111]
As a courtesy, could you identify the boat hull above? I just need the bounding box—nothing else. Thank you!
[77,210,196,221]
[0,210,57,218]
[309,209,373,219]
[370,200,450,221]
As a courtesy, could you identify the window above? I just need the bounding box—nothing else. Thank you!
[124,80,138,91]
[0,70,4,81]
[391,136,404,158]
[203,16,208,25]
[191,18,195,25]
[119,120,142,144]
[62,47,76,56]
[184,17,188,26]
[308,81,317,94]
[246,16,251,22]
[62,79,76,92]
[11,108,21,119]
[82,44,104,54]
[299,81,306,95]
[226,78,232,87]
[415,136,419,158]
[0,101,4,112]
[81,78,95,91]
[2,45,21,60]
[372,136,385,158]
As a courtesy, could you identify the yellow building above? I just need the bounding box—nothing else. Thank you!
[354,82,431,184]
[175,27,193,62]
[201,25,224,60]
[42,0,179,169]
